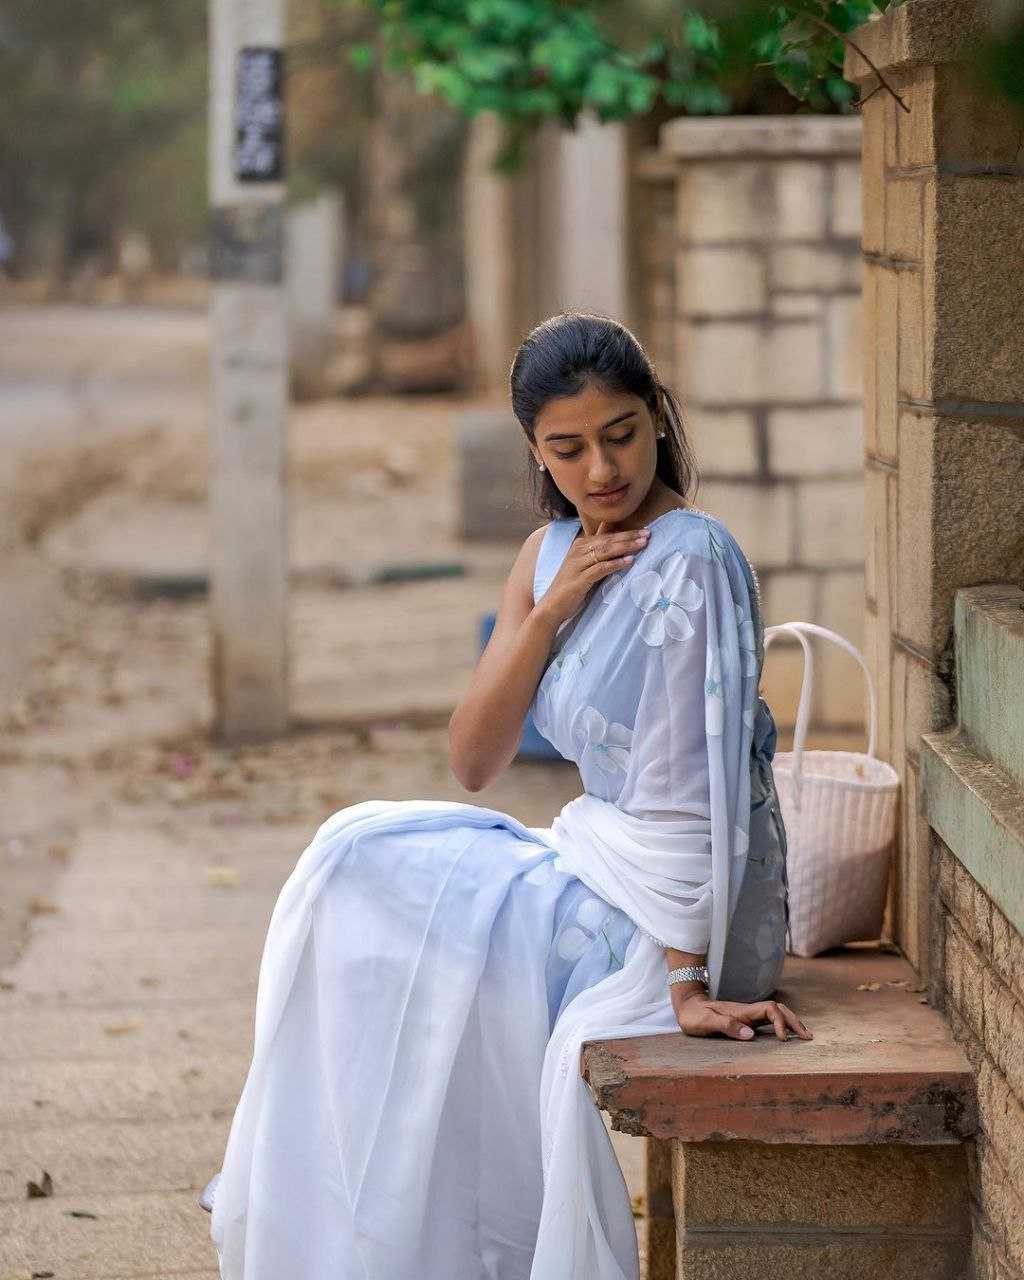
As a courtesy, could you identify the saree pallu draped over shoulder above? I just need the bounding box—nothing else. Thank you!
[209,508,788,1280]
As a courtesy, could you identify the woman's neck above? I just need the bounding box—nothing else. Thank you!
[576,480,688,537]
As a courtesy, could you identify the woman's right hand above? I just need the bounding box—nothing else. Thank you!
[538,520,650,628]
[673,988,813,1042]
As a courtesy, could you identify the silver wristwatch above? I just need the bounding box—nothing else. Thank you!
[667,964,709,988]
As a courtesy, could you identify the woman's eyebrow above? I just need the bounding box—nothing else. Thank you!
[542,411,637,442]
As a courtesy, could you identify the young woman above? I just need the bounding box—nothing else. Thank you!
[206,312,811,1280]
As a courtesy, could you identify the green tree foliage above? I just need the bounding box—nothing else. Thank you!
[347,0,1024,163]
[0,0,207,272]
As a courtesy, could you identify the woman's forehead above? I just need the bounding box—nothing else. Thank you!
[535,384,644,432]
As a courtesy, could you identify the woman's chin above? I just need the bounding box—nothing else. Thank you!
[584,484,633,519]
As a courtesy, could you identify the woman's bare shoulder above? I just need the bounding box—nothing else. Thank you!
[503,521,554,604]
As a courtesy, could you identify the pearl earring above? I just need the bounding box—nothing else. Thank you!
[537,461,545,472]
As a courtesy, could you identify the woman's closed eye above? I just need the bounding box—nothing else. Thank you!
[554,430,635,460]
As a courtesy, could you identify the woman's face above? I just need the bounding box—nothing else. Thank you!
[530,380,661,529]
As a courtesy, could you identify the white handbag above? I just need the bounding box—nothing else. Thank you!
[762,622,900,958]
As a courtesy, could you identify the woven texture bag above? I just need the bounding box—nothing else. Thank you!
[763,622,900,958]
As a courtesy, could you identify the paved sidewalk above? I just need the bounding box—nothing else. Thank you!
[0,817,294,1277]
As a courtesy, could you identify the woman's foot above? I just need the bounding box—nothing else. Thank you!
[198,1171,220,1214]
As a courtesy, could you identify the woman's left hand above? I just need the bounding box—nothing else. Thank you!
[671,986,813,1041]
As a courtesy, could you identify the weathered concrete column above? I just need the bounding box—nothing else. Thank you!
[657,116,866,745]
[846,3,1024,974]
[461,114,630,394]
[462,115,519,396]
[208,0,289,740]
[554,113,628,320]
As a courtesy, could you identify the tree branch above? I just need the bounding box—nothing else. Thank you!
[802,9,910,112]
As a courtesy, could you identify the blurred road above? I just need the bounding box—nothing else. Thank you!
[0,304,208,455]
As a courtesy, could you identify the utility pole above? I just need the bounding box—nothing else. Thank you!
[208,0,289,740]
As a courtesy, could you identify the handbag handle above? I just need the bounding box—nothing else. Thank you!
[762,622,880,802]
[762,624,814,805]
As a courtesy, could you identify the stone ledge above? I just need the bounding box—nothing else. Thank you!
[953,584,1024,789]
[660,116,861,161]
[921,727,1024,939]
[582,949,975,1145]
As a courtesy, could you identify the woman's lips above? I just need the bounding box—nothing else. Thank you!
[590,483,629,505]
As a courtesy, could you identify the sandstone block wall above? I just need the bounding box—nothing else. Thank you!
[847,5,1024,970]
[635,118,867,743]
[848,1,1024,1274]
[932,838,1024,1280]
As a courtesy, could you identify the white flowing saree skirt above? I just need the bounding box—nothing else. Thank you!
[210,799,640,1280]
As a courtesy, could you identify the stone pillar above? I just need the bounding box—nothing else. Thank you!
[657,117,865,747]
[846,3,1024,973]
[671,1140,970,1278]
[554,113,629,320]
[208,0,289,741]
[461,115,631,394]
[462,115,518,396]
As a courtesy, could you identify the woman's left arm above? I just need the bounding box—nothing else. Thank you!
[667,944,812,1040]
[654,541,812,1043]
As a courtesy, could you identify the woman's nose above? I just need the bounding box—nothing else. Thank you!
[588,453,619,482]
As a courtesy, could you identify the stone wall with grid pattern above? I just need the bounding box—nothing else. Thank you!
[846,6,1024,973]
[848,3,1024,1276]
[635,117,867,744]
[931,837,1024,1280]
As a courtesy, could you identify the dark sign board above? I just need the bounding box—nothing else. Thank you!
[234,47,283,183]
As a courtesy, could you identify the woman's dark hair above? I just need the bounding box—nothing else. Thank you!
[509,311,700,520]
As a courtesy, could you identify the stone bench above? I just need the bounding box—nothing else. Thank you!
[582,947,977,1280]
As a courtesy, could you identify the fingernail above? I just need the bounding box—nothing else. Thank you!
[739,1026,753,1039]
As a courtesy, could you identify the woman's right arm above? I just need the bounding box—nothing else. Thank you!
[448,527,561,793]
[449,522,645,792]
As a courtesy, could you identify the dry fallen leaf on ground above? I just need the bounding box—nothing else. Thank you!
[26,1171,53,1199]
[857,982,882,991]
[103,1023,141,1036]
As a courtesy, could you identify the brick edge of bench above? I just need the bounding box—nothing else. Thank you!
[581,1042,978,1146]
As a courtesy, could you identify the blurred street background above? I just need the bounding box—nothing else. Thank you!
[2,0,1022,1275]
